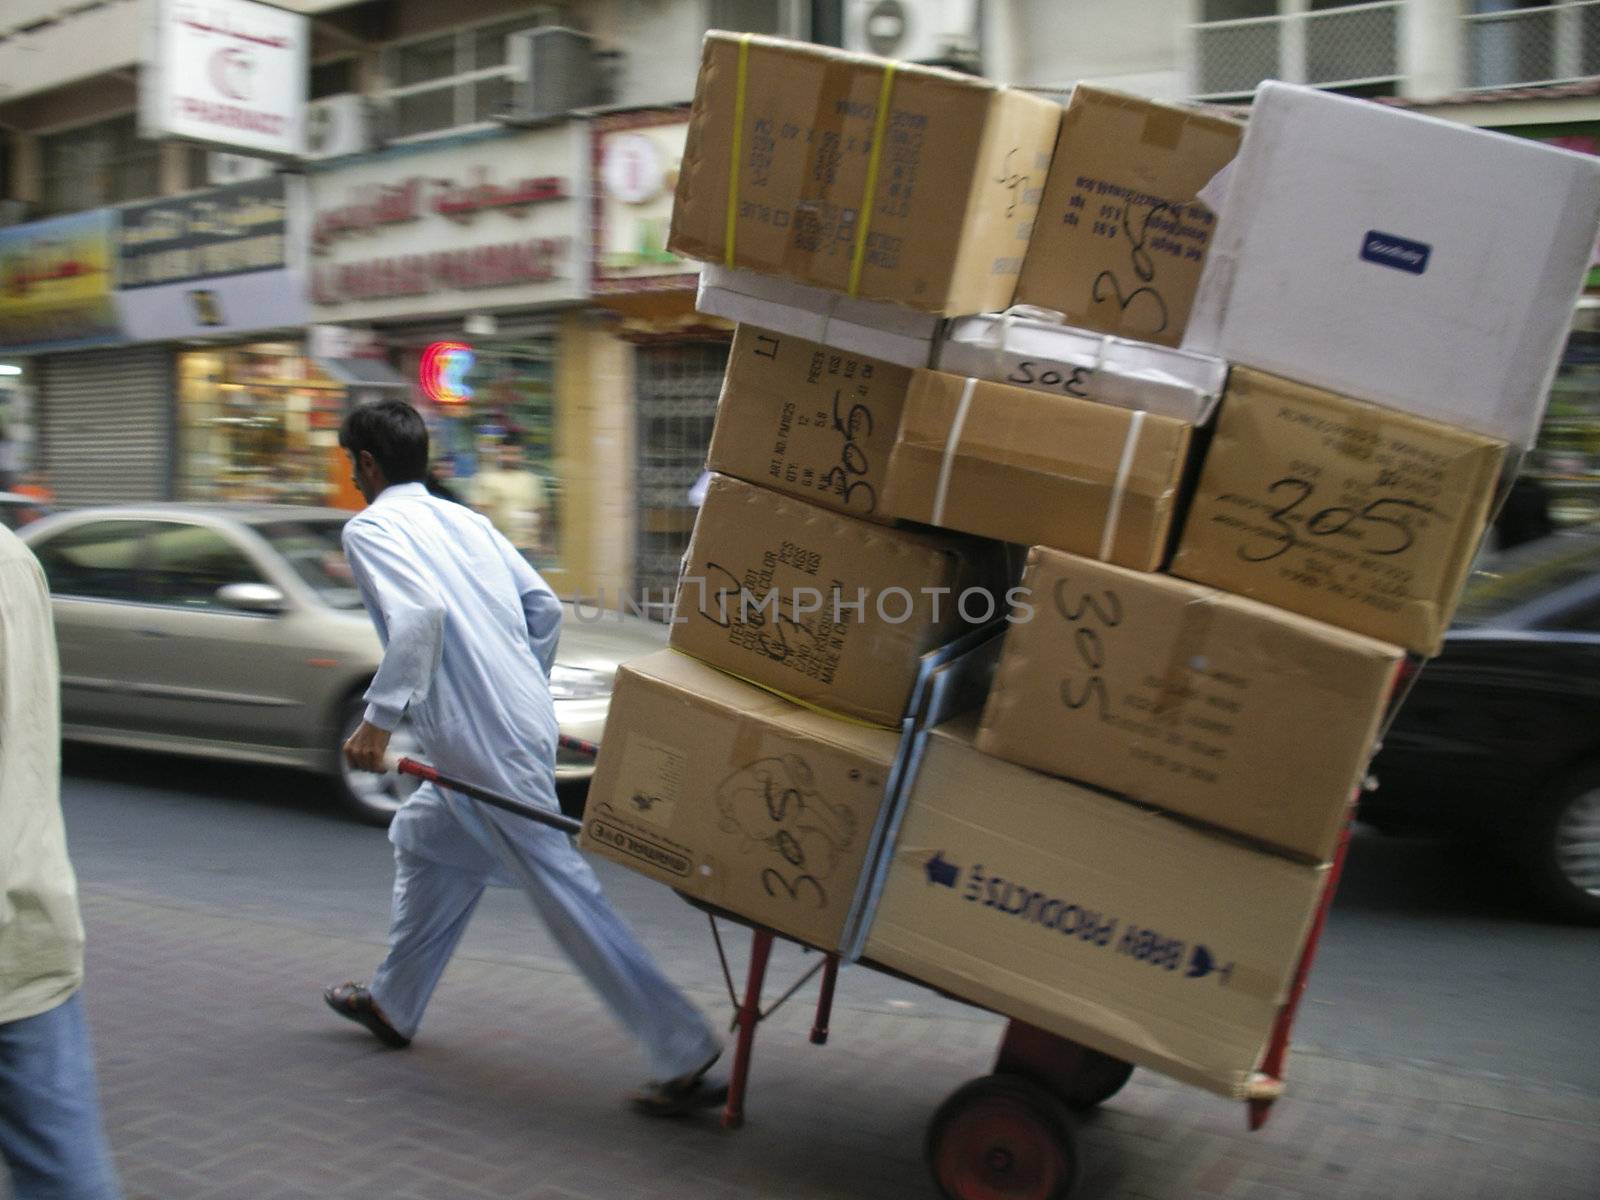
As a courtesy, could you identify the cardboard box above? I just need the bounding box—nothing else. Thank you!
[977,548,1403,861]
[696,265,939,368]
[671,474,1004,726]
[936,311,1227,426]
[707,324,914,522]
[670,33,1061,315]
[880,370,1194,572]
[581,650,903,951]
[1183,81,1600,448]
[1171,369,1506,657]
[863,719,1328,1100]
[1015,85,1242,347]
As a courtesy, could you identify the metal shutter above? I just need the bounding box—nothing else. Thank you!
[633,340,729,612]
[38,346,173,506]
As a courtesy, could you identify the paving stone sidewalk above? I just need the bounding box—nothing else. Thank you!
[17,890,1598,1200]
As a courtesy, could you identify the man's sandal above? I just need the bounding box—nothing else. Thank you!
[631,1052,728,1117]
[323,981,411,1049]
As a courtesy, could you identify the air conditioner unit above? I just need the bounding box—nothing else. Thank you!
[846,0,978,66]
[304,94,376,160]
[506,27,598,124]
[207,152,274,186]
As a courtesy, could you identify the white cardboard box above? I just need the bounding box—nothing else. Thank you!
[937,310,1228,426]
[696,265,940,369]
[1183,82,1600,448]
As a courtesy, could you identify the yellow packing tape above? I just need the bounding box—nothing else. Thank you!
[724,34,751,269]
[849,61,897,297]
[722,36,897,295]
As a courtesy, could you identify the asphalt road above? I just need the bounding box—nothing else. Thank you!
[59,743,1600,1099]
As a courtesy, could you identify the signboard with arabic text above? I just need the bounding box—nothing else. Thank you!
[0,210,122,353]
[141,0,308,157]
[114,176,308,341]
[119,175,290,287]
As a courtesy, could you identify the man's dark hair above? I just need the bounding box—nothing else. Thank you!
[339,399,429,485]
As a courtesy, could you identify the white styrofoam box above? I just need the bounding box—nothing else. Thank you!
[937,309,1228,426]
[695,264,940,369]
[1183,81,1600,449]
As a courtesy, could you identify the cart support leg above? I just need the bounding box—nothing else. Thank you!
[809,954,840,1046]
[723,929,773,1130]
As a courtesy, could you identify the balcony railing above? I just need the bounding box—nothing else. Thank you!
[1192,1,1402,101]
[1464,1,1600,90]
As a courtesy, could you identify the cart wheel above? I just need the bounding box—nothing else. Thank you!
[1054,1048,1134,1111]
[926,1074,1078,1200]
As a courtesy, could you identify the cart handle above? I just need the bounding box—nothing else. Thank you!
[378,754,584,837]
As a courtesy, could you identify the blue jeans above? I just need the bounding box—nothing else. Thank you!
[0,992,121,1200]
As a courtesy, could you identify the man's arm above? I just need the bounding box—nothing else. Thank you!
[493,530,562,677]
[342,520,448,766]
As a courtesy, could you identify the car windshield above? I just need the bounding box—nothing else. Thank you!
[1454,531,1600,627]
[253,519,364,610]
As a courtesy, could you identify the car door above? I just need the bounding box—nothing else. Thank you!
[130,520,312,747]
[29,518,167,734]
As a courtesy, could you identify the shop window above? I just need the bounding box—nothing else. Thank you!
[38,114,161,216]
[176,343,349,506]
[381,9,558,140]
[144,523,267,610]
[413,336,562,571]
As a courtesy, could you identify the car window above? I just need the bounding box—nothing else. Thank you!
[252,518,363,610]
[145,523,267,610]
[1534,595,1600,634]
[1454,533,1600,628]
[31,520,157,602]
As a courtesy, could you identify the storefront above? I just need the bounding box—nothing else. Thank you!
[590,108,732,609]
[309,124,593,588]
[0,208,166,505]
[112,175,383,507]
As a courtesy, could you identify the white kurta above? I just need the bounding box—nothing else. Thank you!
[343,483,717,1077]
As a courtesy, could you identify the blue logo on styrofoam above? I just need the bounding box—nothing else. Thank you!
[1361,231,1431,275]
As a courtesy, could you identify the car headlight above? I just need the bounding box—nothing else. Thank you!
[548,664,612,701]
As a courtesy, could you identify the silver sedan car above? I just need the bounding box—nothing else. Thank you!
[21,504,666,823]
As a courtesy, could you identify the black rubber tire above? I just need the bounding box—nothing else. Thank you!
[925,1074,1078,1200]
[1054,1048,1135,1111]
[1521,764,1600,924]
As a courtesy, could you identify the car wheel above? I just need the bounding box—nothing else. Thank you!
[1524,765,1600,924]
[334,698,422,826]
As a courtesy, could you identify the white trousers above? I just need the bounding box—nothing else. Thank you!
[368,791,720,1082]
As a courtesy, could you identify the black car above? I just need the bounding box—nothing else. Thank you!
[1365,530,1600,922]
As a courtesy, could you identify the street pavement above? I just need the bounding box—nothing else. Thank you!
[9,745,1599,1200]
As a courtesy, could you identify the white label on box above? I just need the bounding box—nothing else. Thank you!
[616,733,686,831]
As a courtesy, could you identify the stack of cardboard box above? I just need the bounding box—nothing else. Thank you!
[582,34,1600,1100]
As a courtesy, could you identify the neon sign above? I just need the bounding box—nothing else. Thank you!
[419,340,474,404]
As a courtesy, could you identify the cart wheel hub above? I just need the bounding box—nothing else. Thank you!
[934,1100,1068,1199]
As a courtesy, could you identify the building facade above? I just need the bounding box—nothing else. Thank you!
[2,0,1598,569]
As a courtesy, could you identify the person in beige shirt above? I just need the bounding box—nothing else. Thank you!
[0,524,121,1199]
[470,436,545,556]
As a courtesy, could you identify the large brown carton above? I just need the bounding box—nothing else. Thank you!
[1016,85,1242,347]
[582,651,901,951]
[1171,369,1506,657]
[864,720,1328,1100]
[669,33,1061,315]
[671,474,1005,726]
[977,548,1403,862]
[707,324,914,522]
[880,370,1194,571]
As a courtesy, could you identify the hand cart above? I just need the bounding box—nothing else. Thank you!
[390,733,1356,1200]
